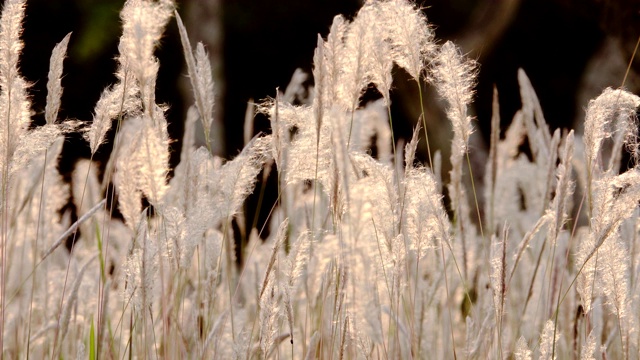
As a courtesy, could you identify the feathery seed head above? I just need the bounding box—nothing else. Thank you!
[86,0,173,154]
[376,0,436,81]
[0,0,26,82]
[539,320,559,360]
[322,15,348,105]
[210,135,272,224]
[584,87,640,176]
[138,113,170,206]
[431,41,478,154]
[86,75,141,154]
[194,42,215,129]
[313,34,325,139]
[120,0,174,111]
[515,336,532,360]
[339,4,375,110]
[0,0,30,177]
[403,167,451,255]
[45,32,71,125]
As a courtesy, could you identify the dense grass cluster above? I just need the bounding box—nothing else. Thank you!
[0,0,639,358]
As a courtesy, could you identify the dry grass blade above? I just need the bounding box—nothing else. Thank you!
[41,199,106,261]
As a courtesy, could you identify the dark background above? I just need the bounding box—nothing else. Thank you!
[20,0,639,159]
[16,0,640,241]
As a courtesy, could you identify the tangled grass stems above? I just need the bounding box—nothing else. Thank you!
[0,0,639,359]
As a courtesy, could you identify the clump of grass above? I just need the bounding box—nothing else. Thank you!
[0,0,639,359]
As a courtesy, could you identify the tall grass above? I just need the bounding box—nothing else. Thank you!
[0,0,639,358]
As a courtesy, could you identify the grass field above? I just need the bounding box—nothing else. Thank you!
[0,0,639,358]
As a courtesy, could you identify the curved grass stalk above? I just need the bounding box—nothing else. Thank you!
[416,81,433,170]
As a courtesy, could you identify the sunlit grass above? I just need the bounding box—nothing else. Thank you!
[0,0,639,359]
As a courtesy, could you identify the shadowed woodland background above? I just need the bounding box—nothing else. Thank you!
[17,0,640,242]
